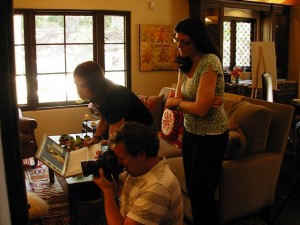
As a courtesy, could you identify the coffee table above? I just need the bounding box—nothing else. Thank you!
[56,173,104,225]
[48,133,104,225]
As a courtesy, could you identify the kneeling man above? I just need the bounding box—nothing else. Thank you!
[94,121,183,225]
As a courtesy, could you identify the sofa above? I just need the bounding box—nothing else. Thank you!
[139,87,294,224]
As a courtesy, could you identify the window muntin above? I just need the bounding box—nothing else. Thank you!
[13,10,130,110]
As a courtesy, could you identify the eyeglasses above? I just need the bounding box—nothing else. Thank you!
[173,38,192,46]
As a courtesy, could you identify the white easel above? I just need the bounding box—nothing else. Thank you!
[251,42,277,99]
[251,47,266,99]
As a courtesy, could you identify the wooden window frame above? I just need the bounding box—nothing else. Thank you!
[14,9,131,111]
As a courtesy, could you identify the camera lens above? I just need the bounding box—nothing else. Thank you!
[80,149,123,179]
[81,160,99,177]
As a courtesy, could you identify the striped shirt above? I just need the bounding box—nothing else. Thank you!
[119,158,183,225]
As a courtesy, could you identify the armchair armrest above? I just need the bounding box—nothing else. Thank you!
[19,117,37,133]
[219,152,284,222]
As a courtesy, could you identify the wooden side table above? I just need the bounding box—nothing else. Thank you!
[225,80,298,105]
[56,174,104,225]
[42,133,104,223]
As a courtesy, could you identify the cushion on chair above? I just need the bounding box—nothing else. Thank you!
[225,118,247,159]
[138,94,164,129]
[160,108,184,149]
[159,90,184,149]
[224,98,273,156]
[158,87,176,103]
[158,138,183,158]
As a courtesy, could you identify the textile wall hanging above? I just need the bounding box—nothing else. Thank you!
[139,24,178,71]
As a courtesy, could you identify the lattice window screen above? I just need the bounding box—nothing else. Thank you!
[235,22,251,67]
[223,21,252,68]
[222,21,231,67]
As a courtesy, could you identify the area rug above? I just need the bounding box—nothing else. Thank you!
[24,159,267,225]
[24,159,105,225]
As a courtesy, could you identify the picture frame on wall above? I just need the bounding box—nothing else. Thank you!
[139,24,178,71]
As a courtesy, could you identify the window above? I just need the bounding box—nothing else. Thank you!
[222,18,256,71]
[14,10,130,110]
[14,14,27,105]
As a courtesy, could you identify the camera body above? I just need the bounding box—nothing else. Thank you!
[81,146,123,180]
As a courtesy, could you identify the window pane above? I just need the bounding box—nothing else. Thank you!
[16,75,27,104]
[66,45,93,72]
[105,44,125,70]
[104,16,124,43]
[35,15,95,103]
[235,22,251,67]
[14,15,24,45]
[105,71,125,86]
[38,74,67,103]
[66,16,93,43]
[222,21,231,67]
[36,45,65,73]
[66,73,79,101]
[14,14,27,105]
[15,46,26,75]
[36,15,64,44]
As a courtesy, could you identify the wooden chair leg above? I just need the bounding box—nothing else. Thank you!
[33,157,39,166]
[48,168,55,184]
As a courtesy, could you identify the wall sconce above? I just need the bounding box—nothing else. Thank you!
[148,1,155,11]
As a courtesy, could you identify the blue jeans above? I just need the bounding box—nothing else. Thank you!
[182,128,228,225]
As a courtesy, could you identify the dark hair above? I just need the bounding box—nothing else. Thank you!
[73,61,113,101]
[109,121,159,157]
[174,17,220,73]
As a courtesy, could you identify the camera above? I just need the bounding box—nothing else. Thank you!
[81,146,123,180]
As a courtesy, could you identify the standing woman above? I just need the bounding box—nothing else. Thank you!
[166,17,228,225]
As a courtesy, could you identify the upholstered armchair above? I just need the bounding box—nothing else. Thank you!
[19,109,38,166]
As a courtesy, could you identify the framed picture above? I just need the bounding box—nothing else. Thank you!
[139,24,178,71]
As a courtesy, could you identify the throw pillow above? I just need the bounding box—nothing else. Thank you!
[160,108,184,149]
[138,94,164,129]
[224,117,247,159]
[224,98,272,156]
[158,87,176,102]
